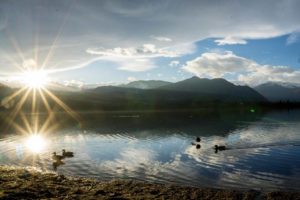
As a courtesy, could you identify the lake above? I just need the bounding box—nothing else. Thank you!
[0,110,300,190]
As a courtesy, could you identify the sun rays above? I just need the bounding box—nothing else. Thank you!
[4,84,81,136]
[22,70,48,89]
[3,56,76,140]
[1,52,81,144]
[0,2,81,159]
[1,74,82,159]
[25,134,47,153]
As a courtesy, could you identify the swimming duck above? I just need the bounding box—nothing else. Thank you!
[196,137,201,142]
[62,149,74,157]
[52,152,64,161]
[214,145,226,151]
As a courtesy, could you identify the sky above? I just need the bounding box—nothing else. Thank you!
[0,0,300,87]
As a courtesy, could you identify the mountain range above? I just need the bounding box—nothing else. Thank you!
[90,76,267,103]
[119,80,171,89]
[1,77,300,111]
[254,82,300,102]
[118,78,300,103]
[158,77,266,102]
[85,76,267,110]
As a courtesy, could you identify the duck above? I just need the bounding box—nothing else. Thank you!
[214,145,226,151]
[52,152,64,161]
[196,144,201,149]
[196,137,201,142]
[62,149,74,158]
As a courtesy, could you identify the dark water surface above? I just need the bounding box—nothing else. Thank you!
[1,110,300,190]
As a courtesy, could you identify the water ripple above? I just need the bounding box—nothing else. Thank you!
[1,114,300,190]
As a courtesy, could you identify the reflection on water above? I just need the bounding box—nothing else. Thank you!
[0,110,300,190]
[52,160,64,171]
[25,134,47,153]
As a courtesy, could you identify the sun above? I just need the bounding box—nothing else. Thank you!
[22,70,48,89]
[25,134,47,153]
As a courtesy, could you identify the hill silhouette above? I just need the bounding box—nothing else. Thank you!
[119,80,171,89]
[159,76,266,102]
[255,82,300,102]
[0,77,268,112]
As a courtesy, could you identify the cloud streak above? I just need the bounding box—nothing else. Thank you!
[286,30,300,45]
[85,43,192,72]
[151,36,172,42]
[214,36,247,45]
[86,44,178,58]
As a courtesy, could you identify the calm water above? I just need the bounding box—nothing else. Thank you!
[1,110,300,190]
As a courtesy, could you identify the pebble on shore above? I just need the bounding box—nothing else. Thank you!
[0,166,299,200]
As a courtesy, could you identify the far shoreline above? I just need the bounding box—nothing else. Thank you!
[0,165,299,200]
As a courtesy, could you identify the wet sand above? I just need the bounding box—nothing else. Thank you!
[0,166,299,200]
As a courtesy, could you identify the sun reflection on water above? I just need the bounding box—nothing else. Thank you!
[25,134,47,153]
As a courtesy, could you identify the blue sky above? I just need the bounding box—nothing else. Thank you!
[51,34,300,86]
[0,0,300,87]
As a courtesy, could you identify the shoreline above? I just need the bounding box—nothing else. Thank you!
[0,166,299,199]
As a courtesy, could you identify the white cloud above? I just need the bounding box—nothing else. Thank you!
[85,43,191,72]
[166,43,197,56]
[182,51,253,78]
[86,44,178,58]
[214,36,247,45]
[127,76,137,82]
[151,36,172,42]
[238,67,300,86]
[63,80,85,88]
[169,60,180,67]
[117,58,156,72]
[286,31,300,45]
[183,51,300,86]
[0,0,300,76]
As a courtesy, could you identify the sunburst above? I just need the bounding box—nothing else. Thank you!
[25,134,47,153]
[0,4,82,175]
[22,70,48,89]
[2,75,81,166]
[1,3,81,157]
[4,79,81,136]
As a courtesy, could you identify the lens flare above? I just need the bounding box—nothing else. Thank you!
[25,134,47,153]
[22,70,48,89]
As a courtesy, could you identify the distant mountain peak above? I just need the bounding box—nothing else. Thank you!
[188,76,201,80]
[255,81,300,102]
[158,76,266,102]
[120,80,171,89]
[185,76,230,83]
[173,76,234,88]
